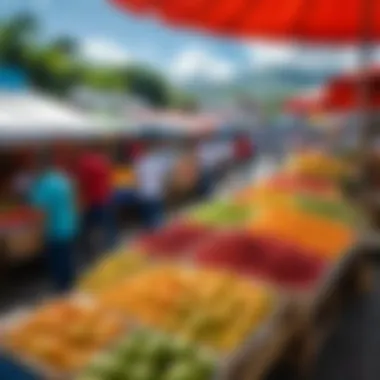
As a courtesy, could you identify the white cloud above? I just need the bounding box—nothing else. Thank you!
[245,43,295,69]
[171,47,235,83]
[81,37,132,66]
[246,42,380,72]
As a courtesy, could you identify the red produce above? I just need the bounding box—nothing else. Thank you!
[194,231,328,289]
[137,221,213,259]
[194,231,273,275]
[268,250,327,287]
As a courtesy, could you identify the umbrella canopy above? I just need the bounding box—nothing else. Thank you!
[323,67,380,111]
[111,0,380,42]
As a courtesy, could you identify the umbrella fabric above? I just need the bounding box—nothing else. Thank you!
[110,0,380,42]
[322,68,380,111]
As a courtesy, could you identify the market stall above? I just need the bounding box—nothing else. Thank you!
[0,92,112,264]
[0,148,371,380]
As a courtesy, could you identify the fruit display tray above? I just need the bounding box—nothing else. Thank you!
[212,296,294,380]
[284,244,371,376]
[0,282,284,380]
[79,285,289,380]
[213,243,369,380]
[0,307,64,380]
[0,295,130,380]
[291,243,365,320]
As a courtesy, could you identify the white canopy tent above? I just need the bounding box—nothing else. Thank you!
[0,92,110,144]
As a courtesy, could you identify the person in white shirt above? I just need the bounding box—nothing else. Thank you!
[216,137,234,176]
[135,141,174,229]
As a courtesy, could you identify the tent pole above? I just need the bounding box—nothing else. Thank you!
[357,0,376,225]
[358,0,372,187]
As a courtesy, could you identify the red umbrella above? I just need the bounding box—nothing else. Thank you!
[323,67,380,111]
[111,0,380,42]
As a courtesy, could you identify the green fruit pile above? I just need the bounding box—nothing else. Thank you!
[294,194,358,225]
[78,328,217,380]
[190,200,252,227]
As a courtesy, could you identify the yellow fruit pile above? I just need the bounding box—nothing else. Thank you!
[98,266,274,352]
[285,152,348,180]
[4,299,126,372]
[78,251,148,294]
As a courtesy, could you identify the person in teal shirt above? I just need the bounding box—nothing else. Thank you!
[30,163,78,292]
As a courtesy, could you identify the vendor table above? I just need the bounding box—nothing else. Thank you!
[0,208,43,263]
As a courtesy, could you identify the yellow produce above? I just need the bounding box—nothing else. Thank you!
[99,266,275,353]
[78,251,148,294]
[285,152,348,179]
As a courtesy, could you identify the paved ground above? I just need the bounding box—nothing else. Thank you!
[311,263,380,380]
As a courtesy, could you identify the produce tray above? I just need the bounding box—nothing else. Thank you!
[290,243,363,320]
[213,297,294,380]
[86,260,287,378]
[74,264,289,380]
[0,307,63,380]
[0,295,129,380]
[80,286,290,380]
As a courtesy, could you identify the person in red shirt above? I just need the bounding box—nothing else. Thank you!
[76,143,115,256]
[233,133,255,172]
[129,140,145,162]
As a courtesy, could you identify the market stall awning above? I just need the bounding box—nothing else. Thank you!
[111,0,380,42]
[0,92,107,143]
[322,67,380,111]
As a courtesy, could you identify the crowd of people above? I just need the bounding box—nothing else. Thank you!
[6,132,256,294]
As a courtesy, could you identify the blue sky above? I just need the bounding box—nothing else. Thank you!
[2,0,380,84]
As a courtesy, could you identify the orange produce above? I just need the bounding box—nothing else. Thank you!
[234,182,293,206]
[3,299,126,372]
[250,206,355,260]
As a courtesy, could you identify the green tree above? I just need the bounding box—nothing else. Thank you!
[83,67,125,92]
[0,13,196,108]
[122,65,171,108]
[0,13,38,66]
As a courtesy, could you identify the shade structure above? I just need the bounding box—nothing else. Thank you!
[111,0,380,43]
[322,68,380,111]
[0,92,106,144]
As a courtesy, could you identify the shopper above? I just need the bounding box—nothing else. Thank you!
[29,152,78,293]
[12,150,35,202]
[196,136,220,196]
[234,133,254,172]
[135,140,173,229]
[76,143,115,257]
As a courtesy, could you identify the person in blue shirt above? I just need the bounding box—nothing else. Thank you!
[30,158,78,293]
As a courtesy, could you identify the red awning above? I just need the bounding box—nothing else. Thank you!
[323,67,380,111]
[110,0,380,43]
